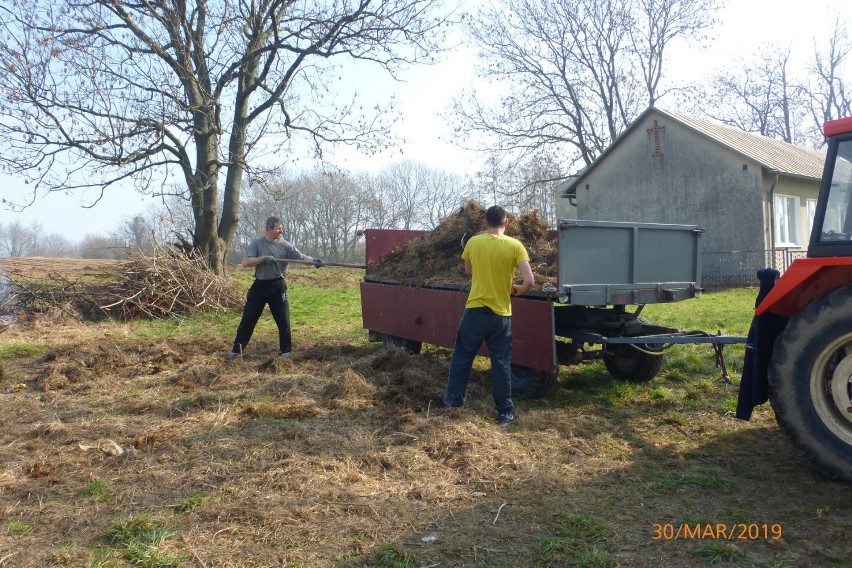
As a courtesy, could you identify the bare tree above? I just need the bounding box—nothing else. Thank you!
[468,152,563,225]
[453,0,720,175]
[698,16,852,149]
[300,170,372,262]
[110,215,154,252]
[0,0,448,274]
[513,155,564,225]
[421,168,466,229]
[32,233,77,258]
[705,48,805,144]
[631,0,721,107]
[0,221,39,257]
[802,17,852,145]
[78,234,126,260]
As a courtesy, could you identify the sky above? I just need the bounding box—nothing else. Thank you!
[0,0,849,241]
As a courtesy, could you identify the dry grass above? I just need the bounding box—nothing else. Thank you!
[0,268,849,567]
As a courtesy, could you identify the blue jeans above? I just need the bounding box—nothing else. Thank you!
[444,307,513,413]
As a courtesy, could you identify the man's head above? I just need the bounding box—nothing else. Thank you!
[485,205,508,228]
[264,216,283,241]
[265,216,281,230]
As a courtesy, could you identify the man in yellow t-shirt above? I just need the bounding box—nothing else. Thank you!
[443,205,535,424]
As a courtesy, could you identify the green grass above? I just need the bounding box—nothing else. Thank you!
[374,545,418,568]
[0,342,44,360]
[645,469,735,493]
[535,513,617,567]
[127,267,364,344]
[5,518,33,535]
[690,541,745,564]
[101,514,186,568]
[77,479,110,503]
[173,494,207,513]
[551,286,755,412]
[642,287,756,334]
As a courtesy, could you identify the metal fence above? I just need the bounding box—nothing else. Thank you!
[701,249,808,287]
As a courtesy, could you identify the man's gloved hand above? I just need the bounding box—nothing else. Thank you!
[313,258,324,268]
[262,255,275,264]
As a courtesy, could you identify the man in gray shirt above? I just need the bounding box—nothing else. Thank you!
[228,216,322,359]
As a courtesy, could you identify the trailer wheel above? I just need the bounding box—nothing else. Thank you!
[768,285,852,482]
[380,334,422,354]
[511,364,558,398]
[603,344,663,383]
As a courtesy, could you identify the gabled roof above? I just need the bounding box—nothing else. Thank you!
[564,106,826,193]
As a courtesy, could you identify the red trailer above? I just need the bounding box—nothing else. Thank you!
[361,220,745,397]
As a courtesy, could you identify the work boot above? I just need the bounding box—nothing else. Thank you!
[496,410,516,425]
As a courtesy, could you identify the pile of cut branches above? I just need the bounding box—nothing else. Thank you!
[0,247,243,321]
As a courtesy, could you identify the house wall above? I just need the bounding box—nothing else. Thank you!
[576,113,767,256]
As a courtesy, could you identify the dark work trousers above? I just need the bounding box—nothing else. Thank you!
[232,278,291,355]
[444,307,513,413]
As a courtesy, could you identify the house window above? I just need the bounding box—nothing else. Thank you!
[774,194,800,246]
[806,198,818,240]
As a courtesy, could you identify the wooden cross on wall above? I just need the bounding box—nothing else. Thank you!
[647,119,665,158]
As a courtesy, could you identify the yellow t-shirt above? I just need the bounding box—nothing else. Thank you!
[462,233,530,316]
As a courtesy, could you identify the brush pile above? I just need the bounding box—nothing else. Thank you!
[368,201,558,289]
[0,246,243,321]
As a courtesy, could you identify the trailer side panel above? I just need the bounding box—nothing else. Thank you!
[361,281,556,373]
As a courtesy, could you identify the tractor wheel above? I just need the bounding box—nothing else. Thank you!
[381,334,422,355]
[603,344,663,383]
[510,364,558,398]
[768,285,852,482]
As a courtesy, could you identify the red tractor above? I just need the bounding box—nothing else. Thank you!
[746,116,852,482]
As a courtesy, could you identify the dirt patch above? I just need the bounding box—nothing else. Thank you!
[369,201,557,289]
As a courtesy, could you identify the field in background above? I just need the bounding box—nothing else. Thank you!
[0,263,849,567]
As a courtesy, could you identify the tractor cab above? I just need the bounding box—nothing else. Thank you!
[808,117,852,257]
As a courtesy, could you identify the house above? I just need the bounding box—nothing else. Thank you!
[558,107,826,285]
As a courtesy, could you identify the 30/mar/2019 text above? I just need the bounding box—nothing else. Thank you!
[652,523,783,540]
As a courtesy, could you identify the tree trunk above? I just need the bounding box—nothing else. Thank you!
[219,118,249,272]
[190,109,224,275]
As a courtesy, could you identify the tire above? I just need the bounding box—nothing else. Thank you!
[381,334,422,355]
[510,364,558,398]
[768,285,852,483]
[603,344,663,383]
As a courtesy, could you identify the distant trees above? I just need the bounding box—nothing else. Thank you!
[228,162,468,263]
[373,162,466,230]
[0,0,449,274]
[0,162,482,262]
[0,221,77,257]
[0,221,39,257]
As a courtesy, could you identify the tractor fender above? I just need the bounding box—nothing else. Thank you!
[755,258,852,318]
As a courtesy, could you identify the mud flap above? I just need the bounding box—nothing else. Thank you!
[736,268,787,420]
